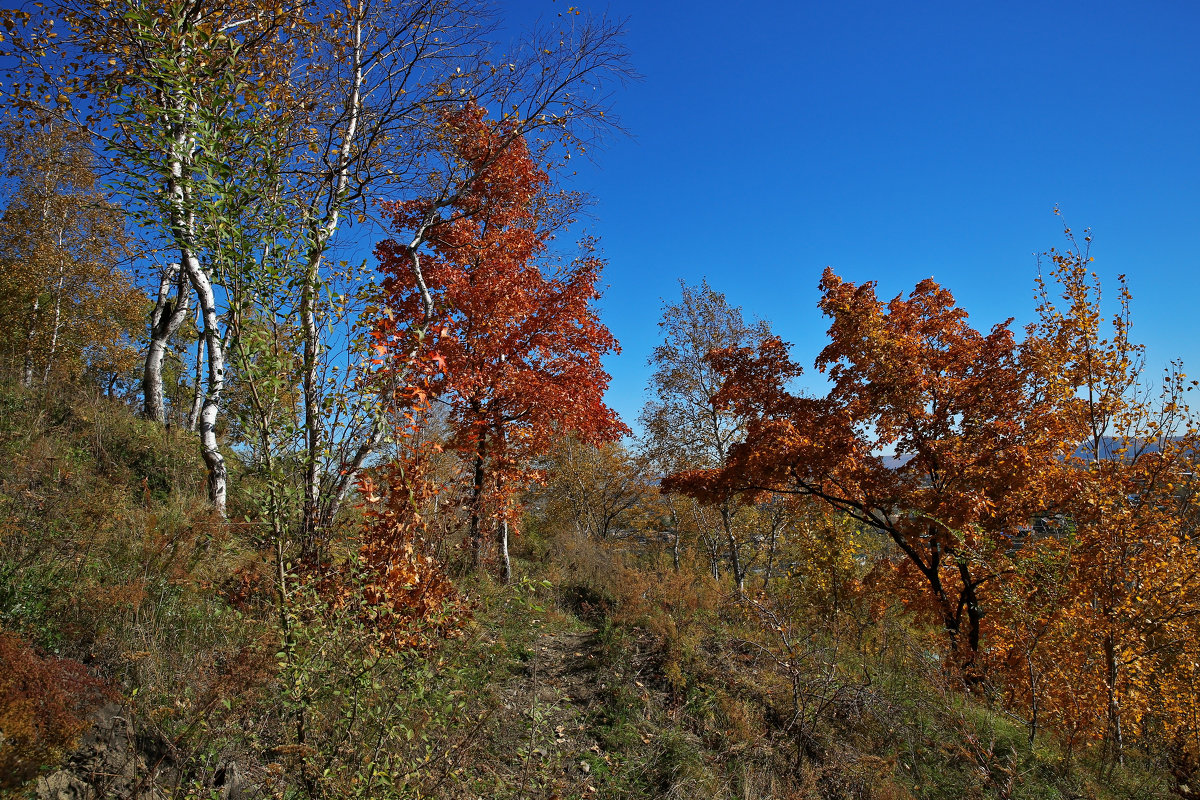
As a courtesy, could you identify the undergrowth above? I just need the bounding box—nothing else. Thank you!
[0,382,1180,798]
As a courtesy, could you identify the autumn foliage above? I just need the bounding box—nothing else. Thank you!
[0,631,106,789]
[348,404,465,650]
[375,104,627,574]
[664,266,1074,670]
[0,120,143,388]
[992,242,1200,752]
[663,233,1200,756]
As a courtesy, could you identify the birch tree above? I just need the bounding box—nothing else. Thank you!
[642,280,776,592]
[2,0,297,512]
[1,0,631,528]
[0,118,140,388]
[142,262,191,423]
[276,5,633,552]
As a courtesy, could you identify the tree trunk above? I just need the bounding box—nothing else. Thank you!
[499,518,512,584]
[764,519,779,590]
[187,319,204,432]
[1104,633,1124,765]
[299,241,323,555]
[470,440,487,572]
[165,89,226,514]
[299,15,366,550]
[21,295,39,388]
[41,257,66,387]
[185,259,228,516]
[721,501,744,593]
[949,558,985,683]
[166,96,228,514]
[23,154,54,389]
[143,263,192,424]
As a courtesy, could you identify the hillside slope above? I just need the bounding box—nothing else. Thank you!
[0,385,1183,799]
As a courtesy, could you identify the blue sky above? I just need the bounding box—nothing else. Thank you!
[502,0,1200,431]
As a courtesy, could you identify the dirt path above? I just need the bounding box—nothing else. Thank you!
[494,625,608,798]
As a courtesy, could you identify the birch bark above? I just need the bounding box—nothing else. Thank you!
[20,295,38,388]
[185,258,228,515]
[143,263,192,423]
[187,316,204,432]
[164,81,227,513]
[298,10,364,549]
[40,251,65,386]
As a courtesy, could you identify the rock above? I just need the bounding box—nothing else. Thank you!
[214,759,258,800]
[34,704,170,800]
[35,771,93,800]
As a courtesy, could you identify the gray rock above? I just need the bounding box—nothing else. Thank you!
[34,704,170,800]
[35,770,93,800]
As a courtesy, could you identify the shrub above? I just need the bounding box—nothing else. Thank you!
[0,631,107,790]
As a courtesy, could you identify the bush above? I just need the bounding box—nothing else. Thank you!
[0,631,107,790]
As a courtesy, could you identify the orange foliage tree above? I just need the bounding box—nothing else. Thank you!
[664,266,1078,674]
[0,119,141,390]
[347,394,465,649]
[375,105,627,580]
[990,236,1200,758]
[665,233,1200,758]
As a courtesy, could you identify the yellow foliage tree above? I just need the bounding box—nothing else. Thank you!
[0,119,142,390]
[991,234,1200,761]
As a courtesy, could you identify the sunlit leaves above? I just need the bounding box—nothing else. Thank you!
[665,232,1200,758]
[0,117,141,387]
[375,103,626,569]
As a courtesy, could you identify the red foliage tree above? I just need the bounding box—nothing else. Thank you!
[663,267,1081,674]
[375,105,627,579]
[665,243,1200,755]
[349,393,465,649]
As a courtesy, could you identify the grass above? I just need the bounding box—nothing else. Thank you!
[0,382,1182,799]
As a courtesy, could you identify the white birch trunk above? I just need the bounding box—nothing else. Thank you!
[300,11,365,545]
[499,517,512,584]
[41,257,66,387]
[186,259,228,515]
[166,87,227,514]
[143,263,192,424]
[187,315,204,432]
[21,295,38,388]
[23,185,53,389]
[41,207,72,387]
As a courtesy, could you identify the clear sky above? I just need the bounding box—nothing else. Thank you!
[503,0,1200,432]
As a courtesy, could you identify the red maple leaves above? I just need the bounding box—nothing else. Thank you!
[374,103,627,572]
